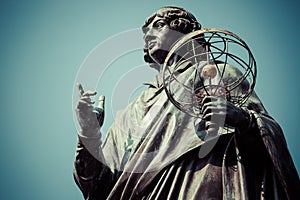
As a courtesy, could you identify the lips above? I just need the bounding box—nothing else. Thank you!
[147,40,156,49]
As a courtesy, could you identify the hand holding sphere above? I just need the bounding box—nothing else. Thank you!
[163,28,256,135]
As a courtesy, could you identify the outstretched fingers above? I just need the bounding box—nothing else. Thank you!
[97,96,105,110]
[77,83,97,97]
[77,83,84,97]
[82,90,97,97]
[81,96,95,104]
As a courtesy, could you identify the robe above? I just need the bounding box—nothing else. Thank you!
[74,62,299,200]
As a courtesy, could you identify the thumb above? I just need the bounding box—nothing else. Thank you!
[97,95,105,110]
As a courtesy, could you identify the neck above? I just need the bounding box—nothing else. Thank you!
[149,53,181,74]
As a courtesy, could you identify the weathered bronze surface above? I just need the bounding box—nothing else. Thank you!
[74,6,299,199]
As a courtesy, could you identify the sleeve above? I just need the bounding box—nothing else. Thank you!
[73,93,146,199]
[73,138,117,200]
[253,112,300,199]
[236,91,299,199]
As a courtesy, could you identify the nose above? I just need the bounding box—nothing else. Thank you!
[143,28,156,43]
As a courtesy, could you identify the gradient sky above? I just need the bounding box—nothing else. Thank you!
[0,1,299,199]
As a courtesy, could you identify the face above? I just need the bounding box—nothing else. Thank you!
[144,16,183,67]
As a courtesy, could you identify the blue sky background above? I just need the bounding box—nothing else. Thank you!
[0,1,299,199]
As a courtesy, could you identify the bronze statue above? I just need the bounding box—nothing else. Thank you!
[74,6,299,199]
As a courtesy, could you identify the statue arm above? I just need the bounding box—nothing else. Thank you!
[236,91,299,198]
[252,111,300,198]
[73,138,116,200]
[73,84,119,199]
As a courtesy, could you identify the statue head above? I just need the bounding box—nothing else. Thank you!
[142,6,202,71]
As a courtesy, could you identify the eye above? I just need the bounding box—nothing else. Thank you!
[155,21,166,29]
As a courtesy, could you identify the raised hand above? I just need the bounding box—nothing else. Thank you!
[76,83,105,138]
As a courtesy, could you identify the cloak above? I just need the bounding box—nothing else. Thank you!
[74,62,299,199]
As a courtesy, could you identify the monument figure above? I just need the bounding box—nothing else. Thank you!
[74,6,299,199]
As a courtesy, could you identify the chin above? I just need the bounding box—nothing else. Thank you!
[149,49,168,65]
